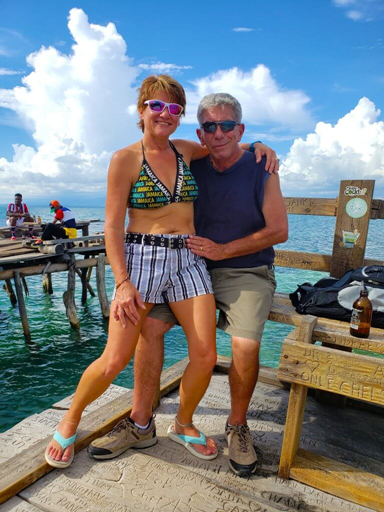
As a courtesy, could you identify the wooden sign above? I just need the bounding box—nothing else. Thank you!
[330,180,375,278]
[278,339,384,406]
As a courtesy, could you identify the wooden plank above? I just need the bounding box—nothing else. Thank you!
[3,278,17,306]
[270,293,384,353]
[278,320,316,479]
[14,272,31,341]
[43,235,104,245]
[275,249,332,271]
[96,253,109,318]
[0,357,189,504]
[291,449,384,512]
[284,197,338,216]
[0,256,110,280]
[331,180,375,278]
[278,339,384,405]
[371,198,384,220]
[67,245,105,254]
[63,255,79,329]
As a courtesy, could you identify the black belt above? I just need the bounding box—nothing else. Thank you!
[125,233,187,249]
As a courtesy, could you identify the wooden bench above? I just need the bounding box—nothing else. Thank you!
[276,315,384,511]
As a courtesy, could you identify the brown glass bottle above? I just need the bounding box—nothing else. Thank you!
[350,288,373,338]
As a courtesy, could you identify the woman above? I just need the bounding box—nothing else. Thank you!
[45,75,219,468]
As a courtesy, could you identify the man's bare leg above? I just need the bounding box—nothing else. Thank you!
[130,317,173,425]
[226,336,260,476]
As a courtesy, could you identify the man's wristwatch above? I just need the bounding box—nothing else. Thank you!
[249,141,262,153]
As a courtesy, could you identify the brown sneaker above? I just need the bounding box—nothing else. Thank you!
[88,416,157,460]
[225,421,257,477]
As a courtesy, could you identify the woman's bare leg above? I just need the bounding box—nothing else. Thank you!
[46,304,153,463]
[169,293,217,456]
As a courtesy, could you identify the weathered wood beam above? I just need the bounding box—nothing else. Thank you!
[13,271,31,341]
[63,255,79,330]
[3,278,17,306]
[42,273,53,294]
[283,196,383,219]
[291,449,384,511]
[0,257,110,280]
[96,253,109,318]
[75,268,95,300]
[278,317,317,479]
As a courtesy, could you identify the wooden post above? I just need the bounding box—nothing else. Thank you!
[278,316,317,479]
[96,253,109,318]
[21,277,29,296]
[324,180,375,406]
[13,271,31,341]
[3,279,17,306]
[76,269,96,298]
[330,180,375,279]
[42,273,53,294]
[63,255,80,329]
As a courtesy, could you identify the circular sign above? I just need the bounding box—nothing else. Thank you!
[345,198,368,219]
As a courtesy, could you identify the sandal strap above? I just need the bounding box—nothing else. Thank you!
[53,430,77,450]
[175,416,194,428]
[176,431,207,446]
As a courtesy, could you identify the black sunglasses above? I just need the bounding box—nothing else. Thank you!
[201,121,239,134]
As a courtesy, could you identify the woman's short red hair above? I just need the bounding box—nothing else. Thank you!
[137,74,186,132]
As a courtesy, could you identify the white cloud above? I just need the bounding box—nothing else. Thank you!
[0,8,141,199]
[185,66,312,130]
[279,98,384,196]
[333,0,384,21]
[0,9,314,201]
[138,62,192,73]
[232,28,255,32]
[0,68,23,76]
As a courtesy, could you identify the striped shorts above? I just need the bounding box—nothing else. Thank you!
[112,234,213,303]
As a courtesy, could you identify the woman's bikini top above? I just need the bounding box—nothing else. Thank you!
[129,141,199,209]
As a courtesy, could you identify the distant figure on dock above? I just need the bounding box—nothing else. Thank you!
[33,200,77,245]
[89,92,286,477]
[6,193,35,240]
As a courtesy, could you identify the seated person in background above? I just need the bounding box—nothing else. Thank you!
[34,200,77,245]
[6,193,35,240]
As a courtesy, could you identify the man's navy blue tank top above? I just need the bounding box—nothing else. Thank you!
[191,152,275,270]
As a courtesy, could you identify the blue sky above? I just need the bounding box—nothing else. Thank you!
[0,0,383,205]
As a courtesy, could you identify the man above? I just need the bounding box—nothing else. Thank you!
[33,200,77,245]
[89,94,288,477]
[6,193,35,240]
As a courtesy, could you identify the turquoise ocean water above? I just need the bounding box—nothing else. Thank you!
[0,205,383,432]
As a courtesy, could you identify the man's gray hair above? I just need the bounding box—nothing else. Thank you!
[197,93,242,125]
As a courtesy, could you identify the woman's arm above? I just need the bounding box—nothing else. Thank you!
[172,139,209,163]
[105,148,145,326]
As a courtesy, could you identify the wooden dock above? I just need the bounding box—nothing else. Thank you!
[0,359,383,511]
[0,220,108,339]
[0,179,383,510]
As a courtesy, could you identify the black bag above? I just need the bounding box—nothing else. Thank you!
[290,265,384,328]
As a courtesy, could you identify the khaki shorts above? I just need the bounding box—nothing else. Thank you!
[148,265,276,342]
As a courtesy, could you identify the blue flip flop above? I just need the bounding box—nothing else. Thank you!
[167,425,218,460]
[45,430,77,468]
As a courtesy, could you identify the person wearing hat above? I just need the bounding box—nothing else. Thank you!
[33,200,77,245]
